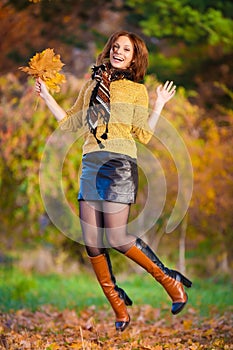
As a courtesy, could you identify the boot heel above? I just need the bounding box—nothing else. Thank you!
[124,293,133,306]
[118,287,133,306]
[180,274,192,288]
[171,270,192,288]
[170,270,192,288]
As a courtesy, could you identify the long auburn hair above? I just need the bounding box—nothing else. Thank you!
[96,30,149,82]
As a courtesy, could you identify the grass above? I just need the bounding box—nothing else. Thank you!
[0,266,232,317]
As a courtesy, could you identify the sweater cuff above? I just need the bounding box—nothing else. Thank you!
[58,112,70,125]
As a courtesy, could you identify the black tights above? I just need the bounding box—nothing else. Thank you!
[79,200,136,257]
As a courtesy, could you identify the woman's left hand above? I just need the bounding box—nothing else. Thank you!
[149,81,176,129]
[156,80,176,105]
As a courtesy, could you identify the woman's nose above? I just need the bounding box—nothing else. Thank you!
[114,46,122,55]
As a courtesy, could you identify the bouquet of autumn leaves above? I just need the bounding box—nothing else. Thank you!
[19,48,66,94]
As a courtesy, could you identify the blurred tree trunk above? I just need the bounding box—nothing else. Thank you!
[179,214,188,275]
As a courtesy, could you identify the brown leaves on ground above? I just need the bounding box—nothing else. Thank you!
[19,48,66,93]
[0,305,232,350]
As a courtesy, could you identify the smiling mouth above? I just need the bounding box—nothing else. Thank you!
[113,55,124,62]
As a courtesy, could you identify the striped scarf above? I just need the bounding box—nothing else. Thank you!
[86,63,133,149]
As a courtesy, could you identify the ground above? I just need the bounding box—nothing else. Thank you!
[0,304,232,349]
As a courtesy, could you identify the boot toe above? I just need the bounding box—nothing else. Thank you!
[171,302,185,314]
[115,317,130,332]
[171,291,188,315]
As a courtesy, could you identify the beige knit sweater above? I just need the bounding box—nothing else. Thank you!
[59,78,153,159]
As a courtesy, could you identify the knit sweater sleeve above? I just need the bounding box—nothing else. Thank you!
[131,83,153,144]
[58,79,92,132]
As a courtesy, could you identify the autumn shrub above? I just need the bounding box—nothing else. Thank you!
[0,73,84,247]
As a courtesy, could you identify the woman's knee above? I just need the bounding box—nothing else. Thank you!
[82,228,104,248]
[106,230,134,249]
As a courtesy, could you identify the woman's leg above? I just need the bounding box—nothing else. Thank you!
[103,201,136,252]
[79,200,131,331]
[79,200,104,257]
[103,201,192,315]
[125,238,192,314]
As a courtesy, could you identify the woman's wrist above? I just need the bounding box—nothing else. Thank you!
[153,101,165,115]
[42,89,52,102]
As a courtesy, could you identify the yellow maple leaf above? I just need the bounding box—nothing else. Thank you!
[45,72,66,93]
[19,48,66,93]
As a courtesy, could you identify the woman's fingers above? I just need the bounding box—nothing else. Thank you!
[157,81,176,94]
[163,81,176,101]
[163,80,170,90]
[35,78,46,95]
[35,79,41,94]
[156,80,176,104]
[164,80,176,93]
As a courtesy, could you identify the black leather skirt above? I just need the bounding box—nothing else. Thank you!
[78,151,138,203]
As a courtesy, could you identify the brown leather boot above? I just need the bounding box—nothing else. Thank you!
[104,250,133,307]
[90,253,130,331]
[125,238,192,315]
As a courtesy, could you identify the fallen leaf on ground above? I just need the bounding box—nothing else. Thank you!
[0,306,232,349]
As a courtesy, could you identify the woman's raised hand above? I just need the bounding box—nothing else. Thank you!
[34,77,67,121]
[156,81,176,105]
[35,77,50,100]
[149,80,177,129]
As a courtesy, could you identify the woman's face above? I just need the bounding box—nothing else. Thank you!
[109,35,134,70]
